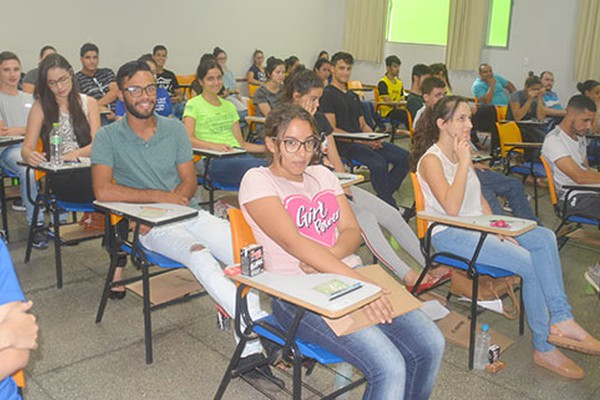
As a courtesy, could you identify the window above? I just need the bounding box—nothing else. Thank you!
[486,0,512,47]
[386,0,512,48]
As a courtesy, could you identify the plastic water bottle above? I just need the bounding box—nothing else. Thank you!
[474,324,491,370]
[49,122,62,167]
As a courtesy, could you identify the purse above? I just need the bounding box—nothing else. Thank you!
[449,269,521,320]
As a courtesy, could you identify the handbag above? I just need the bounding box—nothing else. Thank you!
[450,269,520,320]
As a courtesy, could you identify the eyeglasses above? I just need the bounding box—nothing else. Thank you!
[279,136,321,153]
[123,84,157,97]
[48,75,70,88]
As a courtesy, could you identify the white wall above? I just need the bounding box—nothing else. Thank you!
[1,0,345,80]
[351,0,580,104]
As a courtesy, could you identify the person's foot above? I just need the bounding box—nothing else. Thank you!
[32,224,49,249]
[401,206,416,222]
[549,319,600,355]
[238,353,285,392]
[585,263,600,292]
[11,199,25,212]
[533,349,584,379]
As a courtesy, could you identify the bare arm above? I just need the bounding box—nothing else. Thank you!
[535,95,546,121]
[555,156,600,184]
[509,98,535,122]
[0,120,26,137]
[324,133,346,173]
[97,82,118,107]
[0,302,38,381]
[22,101,46,166]
[505,81,517,93]
[64,97,100,161]
[257,102,271,118]
[246,71,262,86]
[232,122,264,153]
[478,78,496,105]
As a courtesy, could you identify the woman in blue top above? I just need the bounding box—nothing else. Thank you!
[213,47,248,119]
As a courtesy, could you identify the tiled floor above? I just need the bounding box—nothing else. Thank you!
[6,171,600,400]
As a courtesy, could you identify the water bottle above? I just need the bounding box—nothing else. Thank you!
[474,324,491,370]
[49,122,62,167]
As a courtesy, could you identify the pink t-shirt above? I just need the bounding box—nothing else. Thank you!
[239,165,362,275]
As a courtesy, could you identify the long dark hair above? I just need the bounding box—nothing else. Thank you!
[410,95,467,171]
[264,104,318,165]
[35,53,91,153]
[281,70,323,103]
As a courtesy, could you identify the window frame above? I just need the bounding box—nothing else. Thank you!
[484,0,514,49]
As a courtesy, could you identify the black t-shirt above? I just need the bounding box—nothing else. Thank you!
[156,69,179,96]
[318,85,363,132]
[406,92,424,119]
[314,112,333,139]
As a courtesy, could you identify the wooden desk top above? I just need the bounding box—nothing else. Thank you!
[94,201,198,227]
[418,211,537,236]
[234,271,381,319]
[192,147,248,157]
[245,116,266,124]
[335,172,365,188]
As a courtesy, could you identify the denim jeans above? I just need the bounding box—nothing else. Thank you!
[476,168,538,222]
[0,144,41,225]
[139,210,267,356]
[432,226,573,352]
[203,154,267,188]
[343,142,409,208]
[272,299,444,399]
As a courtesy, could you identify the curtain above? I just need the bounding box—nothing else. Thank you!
[445,0,489,70]
[575,0,600,81]
[343,0,389,63]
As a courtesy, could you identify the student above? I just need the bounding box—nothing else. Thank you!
[415,77,538,221]
[75,43,118,125]
[413,95,600,379]
[92,60,281,388]
[213,47,248,118]
[378,55,409,131]
[541,95,600,292]
[471,63,516,106]
[405,64,432,119]
[253,57,285,118]
[152,45,184,117]
[284,55,300,76]
[317,50,329,60]
[429,63,452,95]
[577,80,600,133]
[21,45,56,94]
[246,50,266,86]
[0,241,38,400]
[313,58,331,86]
[183,60,266,188]
[0,51,46,247]
[319,51,410,209]
[22,54,99,240]
[115,54,172,118]
[239,104,444,399]
[540,71,566,119]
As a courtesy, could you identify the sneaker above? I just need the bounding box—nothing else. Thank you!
[238,353,285,393]
[585,263,600,292]
[401,206,416,222]
[32,225,49,250]
[11,199,25,212]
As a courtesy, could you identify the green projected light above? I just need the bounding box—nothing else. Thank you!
[387,0,450,46]
[487,0,512,47]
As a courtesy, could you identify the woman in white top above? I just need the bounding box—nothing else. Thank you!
[412,95,600,379]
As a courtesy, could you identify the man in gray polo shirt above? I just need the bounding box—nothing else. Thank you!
[0,51,46,247]
[91,60,282,389]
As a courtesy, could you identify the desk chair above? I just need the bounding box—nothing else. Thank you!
[496,121,546,215]
[410,172,524,369]
[539,156,600,250]
[193,154,240,215]
[373,87,412,140]
[95,212,208,364]
[215,209,366,399]
[23,164,103,289]
[176,74,196,101]
[0,168,20,242]
[12,369,25,398]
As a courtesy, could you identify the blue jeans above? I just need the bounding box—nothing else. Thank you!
[203,154,267,188]
[344,142,409,208]
[361,100,376,130]
[432,226,573,352]
[0,144,41,225]
[272,299,444,399]
[476,169,538,222]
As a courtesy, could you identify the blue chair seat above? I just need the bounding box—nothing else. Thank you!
[432,254,515,279]
[253,315,343,364]
[1,168,18,179]
[196,176,239,192]
[510,162,546,177]
[55,200,96,213]
[121,243,186,269]
[567,215,600,226]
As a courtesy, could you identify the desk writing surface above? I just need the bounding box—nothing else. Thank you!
[563,182,600,190]
[36,157,91,172]
[192,147,247,157]
[418,211,537,236]
[335,172,364,188]
[472,154,492,163]
[504,142,542,149]
[245,116,266,124]
[333,132,389,141]
[93,201,198,226]
[0,136,24,146]
[376,101,407,107]
[234,271,381,319]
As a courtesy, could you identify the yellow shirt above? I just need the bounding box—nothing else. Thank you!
[378,75,404,117]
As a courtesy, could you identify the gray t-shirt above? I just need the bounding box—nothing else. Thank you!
[541,125,588,200]
[23,68,39,85]
[91,115,197,207]
[0,91,34,127]
[253,85,281,118]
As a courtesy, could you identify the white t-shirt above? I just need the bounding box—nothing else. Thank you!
[413,105,426,129]
[541,125,588,200]
[239,165,362,275]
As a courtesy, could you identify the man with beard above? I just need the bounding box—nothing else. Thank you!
[91,60,282,391]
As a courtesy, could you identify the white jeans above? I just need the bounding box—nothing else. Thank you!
[139,209,266,356]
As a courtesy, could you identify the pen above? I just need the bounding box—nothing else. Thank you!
[329,282,363,301]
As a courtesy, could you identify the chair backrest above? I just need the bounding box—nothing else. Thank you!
[348,80,366,99]
[247,98,256,117]
[228,208,257,264]
[495,105,508,121]
[248,83,260,98]
[176,74,196,101]
[539,155,558,206]
[496,121,524,159]
[12,369,25,388]
[409,172,428,239]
